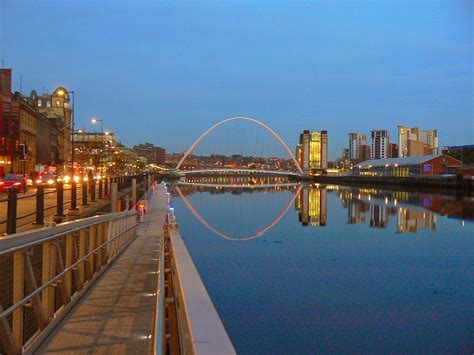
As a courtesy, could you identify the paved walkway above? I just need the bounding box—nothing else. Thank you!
[36,185,168,354]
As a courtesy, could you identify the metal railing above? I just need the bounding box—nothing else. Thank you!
[0,175,148,235]
[0,208,139,354]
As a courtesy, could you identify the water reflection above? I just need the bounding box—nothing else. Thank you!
[174,177,301,241]
[171,177,473,240]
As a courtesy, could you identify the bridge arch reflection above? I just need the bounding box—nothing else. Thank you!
[175,183,302,241]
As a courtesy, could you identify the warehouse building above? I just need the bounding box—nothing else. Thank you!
[352,154,462,177]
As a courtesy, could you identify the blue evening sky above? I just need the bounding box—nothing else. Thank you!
[0,0,472,159]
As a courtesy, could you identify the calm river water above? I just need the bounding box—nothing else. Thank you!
[170,178,473,354]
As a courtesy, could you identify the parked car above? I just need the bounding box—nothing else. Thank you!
[0,174,28,193]
[36,173,59,188]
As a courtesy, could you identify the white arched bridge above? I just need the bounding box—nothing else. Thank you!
[171,117,305,178]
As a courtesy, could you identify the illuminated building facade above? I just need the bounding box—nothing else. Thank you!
[30,87,73,172]
[296,130,328,173]
[398,126,439,157]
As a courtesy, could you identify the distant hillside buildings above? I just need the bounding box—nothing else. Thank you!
[133,143,166,165]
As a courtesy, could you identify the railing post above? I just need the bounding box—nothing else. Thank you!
[104,177,109,197]
[90,180,96,202]
[132,178,137,205]
[70,181,78,210]
[7,188,18,234]
[34,186,45,225]
[56,182,65,216]
[111,181,118,212]
[98,178,103,199]
[82,180,88,205]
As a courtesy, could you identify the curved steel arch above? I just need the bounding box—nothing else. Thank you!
[175,185,302,241]
[176,117,303,174]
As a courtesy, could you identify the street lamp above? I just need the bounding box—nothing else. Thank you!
[91,117,108,175]
[57,89,75,173]
[91,117,104,133]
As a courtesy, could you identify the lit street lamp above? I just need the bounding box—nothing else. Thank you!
[91,117,109,175]
[91,117,104,133]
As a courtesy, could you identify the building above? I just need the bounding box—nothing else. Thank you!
[398,126,439,157]
[133,143,166,165]
[73,131,117,174]
[296,130,328,173]
[370,130,389,160]
[336,148,351,169]
[388,143,398,158]
[348,133,369,161]
[353,154,462,177]
[0,69,21,175]
[17,94,38,174]
[443,144,474,164]
[30,87,73,173]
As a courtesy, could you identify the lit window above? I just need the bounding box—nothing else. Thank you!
[37,99,42,107]
[56,100,61,107]
[47,100,51,107]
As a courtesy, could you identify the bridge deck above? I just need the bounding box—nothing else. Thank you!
[35,186,168,354]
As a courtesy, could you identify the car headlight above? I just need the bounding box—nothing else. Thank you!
[83,177,89,182]
[47,179,55,185]
[73,175,80,182]
[64,175,71,183]
[36,179,42,184]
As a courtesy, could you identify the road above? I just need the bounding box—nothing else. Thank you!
[0,184,98,234]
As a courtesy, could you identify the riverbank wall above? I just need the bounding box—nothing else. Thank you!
[313,175,473,195]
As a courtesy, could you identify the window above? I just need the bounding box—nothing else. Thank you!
[56,100,61,107]
[37,99,42,107]
[47,100,52,107]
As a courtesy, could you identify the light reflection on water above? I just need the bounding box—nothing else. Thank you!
[170,177,473,354]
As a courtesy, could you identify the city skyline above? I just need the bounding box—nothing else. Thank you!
[1,1,472,160]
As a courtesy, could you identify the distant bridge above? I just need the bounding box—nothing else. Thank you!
[177,168,300,177]
[175,117,304,177]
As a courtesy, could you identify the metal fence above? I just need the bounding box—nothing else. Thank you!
[0,209,139,354]
[0,175,148,235]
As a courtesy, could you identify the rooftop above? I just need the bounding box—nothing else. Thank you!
[357,154,451,168]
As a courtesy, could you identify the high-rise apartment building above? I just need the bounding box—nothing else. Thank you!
[296,130,328,173]
[398,126,439,157]
[388,143,398,158]
[370,130,389,159]
[348,133,366,161]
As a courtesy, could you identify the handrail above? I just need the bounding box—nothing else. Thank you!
[0,223,138,320]
[0,210,135,254]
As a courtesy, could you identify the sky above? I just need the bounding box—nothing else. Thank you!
[0,0,472,160]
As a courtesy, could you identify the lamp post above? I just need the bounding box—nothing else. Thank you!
[91,117,107,176]
[57,89,75,174]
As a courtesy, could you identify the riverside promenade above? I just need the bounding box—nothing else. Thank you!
[33,185,168,354]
